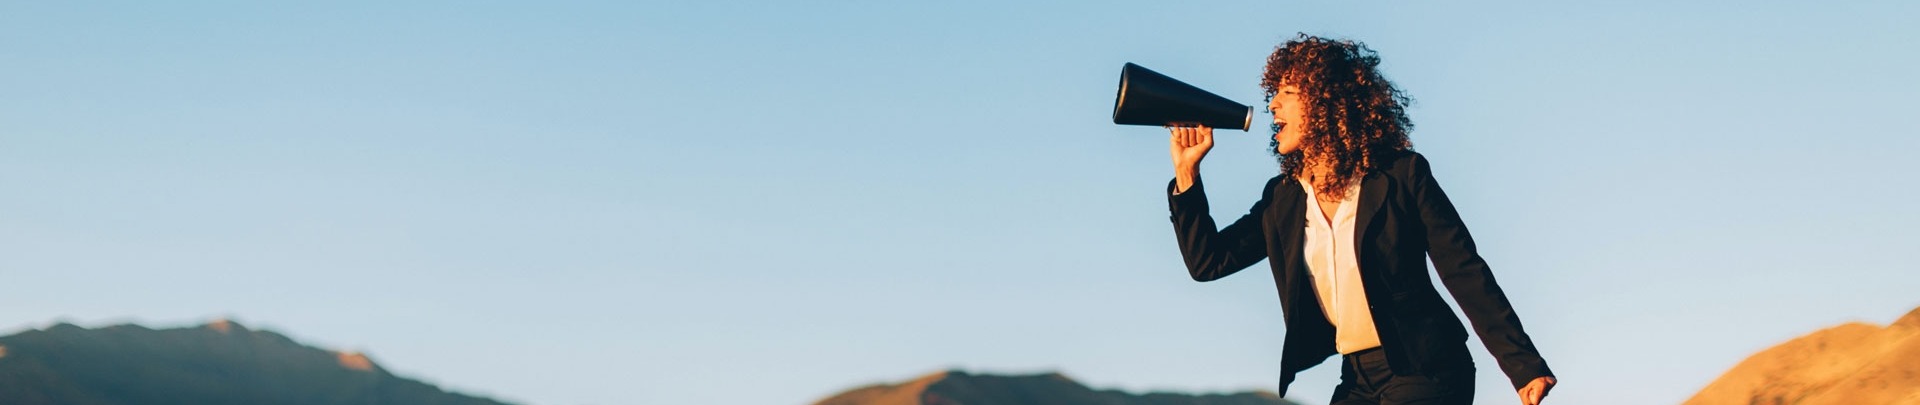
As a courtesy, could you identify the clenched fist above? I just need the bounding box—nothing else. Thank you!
[1169,124,1212,193]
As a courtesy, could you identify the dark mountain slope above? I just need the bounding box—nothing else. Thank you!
[814,370,1299,405]
[0,319,514,405]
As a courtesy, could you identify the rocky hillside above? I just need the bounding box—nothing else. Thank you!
[0,319,515,405]
[1684,305,1920,405]
[813,370,1299,405]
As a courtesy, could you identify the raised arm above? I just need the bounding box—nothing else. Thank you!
[1165,125,1271,282]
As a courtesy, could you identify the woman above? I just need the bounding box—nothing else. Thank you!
[1164,34,1558,405]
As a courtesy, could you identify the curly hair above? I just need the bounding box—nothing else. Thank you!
[1261,34,1414,199]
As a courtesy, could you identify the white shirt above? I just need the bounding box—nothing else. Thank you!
[1301,179,1382,354]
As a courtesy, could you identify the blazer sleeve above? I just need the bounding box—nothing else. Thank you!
[1167,176,1276,282]
[1406,153,1555,389]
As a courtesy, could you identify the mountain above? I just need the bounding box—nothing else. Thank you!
[812,370,1300,405]
[0,319,516,405]
[1684,305,1920,405]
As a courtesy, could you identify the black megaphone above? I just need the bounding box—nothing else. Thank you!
[1111,63,1252,131]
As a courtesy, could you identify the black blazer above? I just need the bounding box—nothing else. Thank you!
[1168,150,1552,396]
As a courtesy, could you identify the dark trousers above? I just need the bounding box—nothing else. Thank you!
[1328,347,1475,405]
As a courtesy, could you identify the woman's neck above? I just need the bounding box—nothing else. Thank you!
[1296,161,1343,183]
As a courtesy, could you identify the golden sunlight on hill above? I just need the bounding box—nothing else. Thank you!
[1684,306,1920,405]
[208,318,234,334]
[336,350,374,372]
[816,372,950,405]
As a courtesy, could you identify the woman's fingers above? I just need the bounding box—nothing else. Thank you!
[1516,377,1554,405]
[1168,124,1215,149]
[1170,124,1206,148]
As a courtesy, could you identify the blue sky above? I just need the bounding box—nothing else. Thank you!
[4,1,1918,404]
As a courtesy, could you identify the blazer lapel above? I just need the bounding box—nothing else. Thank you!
[1353,171,1387,244]
[1274,177,1309,320]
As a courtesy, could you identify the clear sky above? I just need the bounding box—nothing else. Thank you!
[4,1,1918,404]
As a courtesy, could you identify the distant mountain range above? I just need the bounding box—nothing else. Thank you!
[10,306,1917,405]
[0,317,1298,405]
[1684,305,1920,405]
[811,370,1299,405]
[0,319,514,405]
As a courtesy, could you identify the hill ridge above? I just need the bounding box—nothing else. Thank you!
[813,369,1298,405]
[1683,305,1920,405]
[0,319,514,405]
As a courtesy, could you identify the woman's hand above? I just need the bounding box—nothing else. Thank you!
[1518,376,1557,405]
[1169,124,1212,193]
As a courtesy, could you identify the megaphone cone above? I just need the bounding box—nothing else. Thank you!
[1112,63,1253,131]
